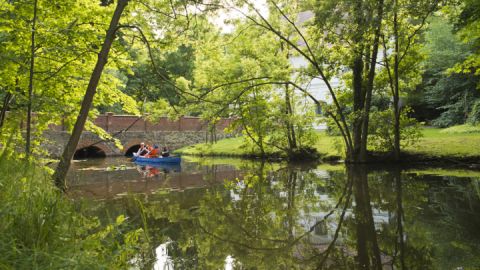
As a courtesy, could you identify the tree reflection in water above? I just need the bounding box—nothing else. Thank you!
[120,161,480,269]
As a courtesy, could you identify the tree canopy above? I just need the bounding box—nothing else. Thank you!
[0,0,478,171]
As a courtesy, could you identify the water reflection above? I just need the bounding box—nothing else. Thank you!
[136,164,181,178]
[68,158,242,199]
[224,255,235,270]
[154,242,174,270]
[71,158,480,269]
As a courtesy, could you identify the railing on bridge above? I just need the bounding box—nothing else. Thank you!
[88,113,233,133]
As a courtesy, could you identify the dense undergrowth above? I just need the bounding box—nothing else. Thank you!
[0,151,151,269]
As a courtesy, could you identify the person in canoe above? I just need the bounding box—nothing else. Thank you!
[134,142,149,157]
[146,145,160,158]
[161,146,170,157]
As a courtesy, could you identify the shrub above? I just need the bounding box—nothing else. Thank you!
[368,107,423,152]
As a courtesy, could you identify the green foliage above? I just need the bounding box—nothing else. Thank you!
[368,107,423,152]
[415,15,480,127]
[122,45,195,106]
[467,99,480,124]
[0,0,139,155]
[0,153,149,269]
[448,0,480,78]
[184,18,319,158]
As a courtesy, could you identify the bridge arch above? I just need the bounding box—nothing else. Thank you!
[74,141,111,159]
[125,144,141,157]
[74,145,106,159]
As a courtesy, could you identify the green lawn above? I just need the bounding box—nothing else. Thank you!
[175,127,480,160]
[404,128,480,158]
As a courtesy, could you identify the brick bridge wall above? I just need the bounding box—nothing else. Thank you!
[41,113,234,158]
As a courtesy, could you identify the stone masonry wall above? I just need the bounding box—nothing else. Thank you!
[43,130,231,158]
[16,113,235,157]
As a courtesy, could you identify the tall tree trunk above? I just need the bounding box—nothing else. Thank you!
[53,0,129,190]
[26,0,38,156]
[393,1,401,161]
[350,0,366,163]
[360,0,384,161]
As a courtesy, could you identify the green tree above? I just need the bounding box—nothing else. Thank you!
[414,16,479,127]
[0,0,138,157]
[219,0,387,162]
[380,0,435,159]
[185,18,319,159]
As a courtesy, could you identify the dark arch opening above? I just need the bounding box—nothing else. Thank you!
[125,144,141,157]
[73,146,106,160]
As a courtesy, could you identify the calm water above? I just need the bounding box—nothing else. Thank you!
[67,156,480,269]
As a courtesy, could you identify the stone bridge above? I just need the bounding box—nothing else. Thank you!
[42,113,234,159]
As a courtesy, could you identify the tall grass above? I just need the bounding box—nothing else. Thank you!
[0,151,150,269]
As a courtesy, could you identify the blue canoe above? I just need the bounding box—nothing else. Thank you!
[132,156,181,164]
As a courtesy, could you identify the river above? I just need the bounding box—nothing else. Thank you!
[67,156,480,269]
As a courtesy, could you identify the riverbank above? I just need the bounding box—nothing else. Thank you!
[175,127,480,167]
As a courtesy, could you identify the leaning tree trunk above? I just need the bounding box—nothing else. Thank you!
[53,0,129,190]
[26,0,38,156]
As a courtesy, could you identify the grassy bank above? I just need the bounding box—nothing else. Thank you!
[175,127,480,163]
[0,153,150,269]
[175,135,343,160]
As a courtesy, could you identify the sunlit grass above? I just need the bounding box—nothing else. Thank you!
[312,131,344,158]
[404,128,480,158]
